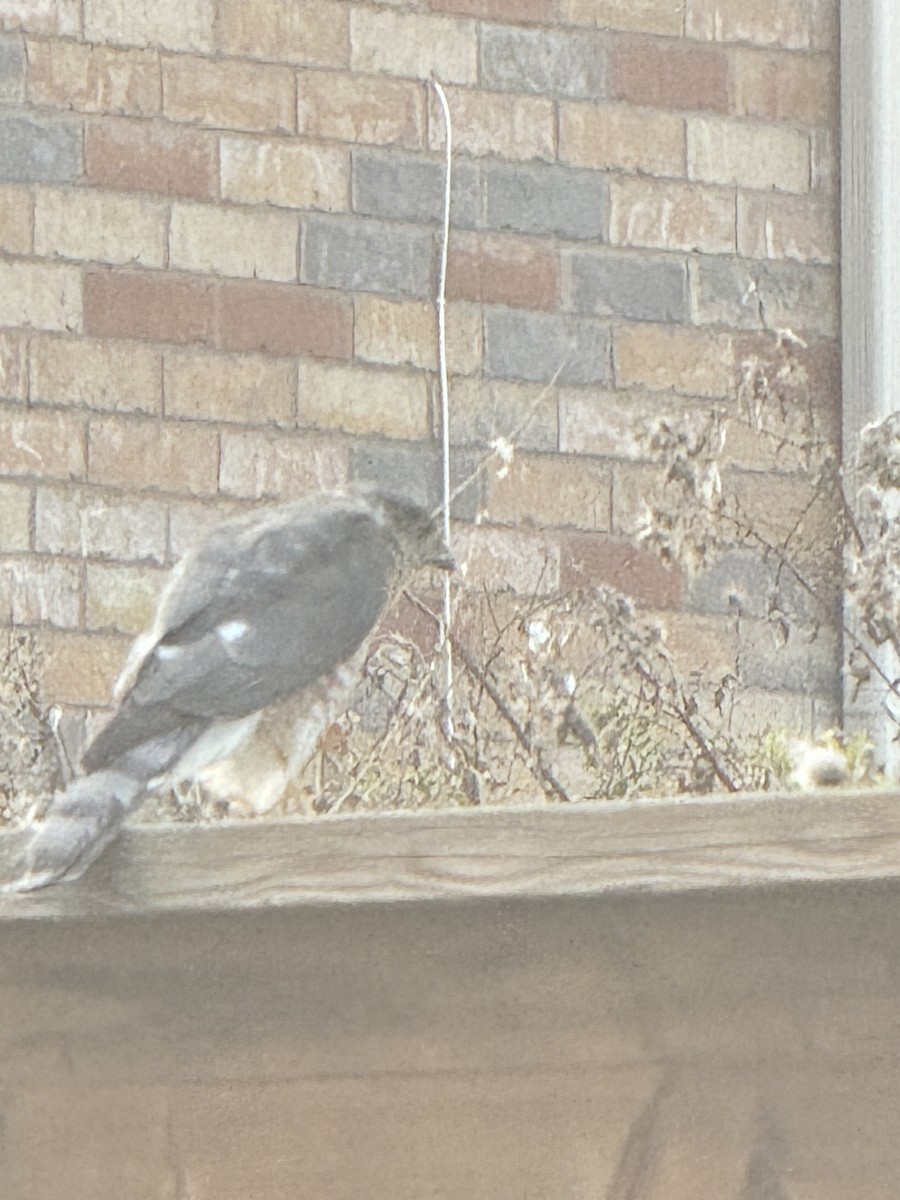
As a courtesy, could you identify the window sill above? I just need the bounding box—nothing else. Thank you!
[1,788,898,921]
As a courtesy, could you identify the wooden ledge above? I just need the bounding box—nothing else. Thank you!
[0,788,899,921]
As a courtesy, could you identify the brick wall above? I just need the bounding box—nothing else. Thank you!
[0,0,839,747]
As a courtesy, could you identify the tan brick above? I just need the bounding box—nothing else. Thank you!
[162,55,295,133]
[298,70,424,149]
[610,176,736,255]
[35,485,168,561]
[164,349,294,425]
[85,561,166,633]
[737,192,837,265]
[167,497,243,558]
[354,296,482,374]
[729,469,821,546]
[447,232,559,308]
[611,37,729,113]
[84,0,215,52]
[0,0,80,35]
[351,8,477,85]
[454,523,560,593]
[663,611,738,677]
[0,262,81,332]
[31,335,162,414]
[89,416,219,495]
[615,324,735,398]
[86,118,218,201]
[297,359,428,439]
[219,280,352,359]
[559,386,647,456]
[562,0,683,34]
[0,330,28,401]
[686,0,819,49]
[0,555,81,627]
[448,376,558,451]
[26,38,160,115]
[169,201,298,282]
[609,459,670,534]
[732,48,834,125]
[37,629,130,705]
[560,534,681,607]
[34,186,167,268]
[217,0,349,68]
[0,184,33,254]
[428,86,555,162]
[688,117,809,192]
[560,102,685,176]
[441,302,486,376]
[429,0,556,18]
[809,0,837,51]
[810,128,835,193]
[220,136,348,210]
[0,481,31,550]
[83,269,216,346]
[487,452,611,531]
[0,408,85,478]
[219,430,347,499]
[352,296,435,370]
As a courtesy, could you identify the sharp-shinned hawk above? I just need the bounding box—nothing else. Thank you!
[2,489,453,892]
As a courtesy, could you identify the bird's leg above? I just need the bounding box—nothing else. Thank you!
[46,705,74,786]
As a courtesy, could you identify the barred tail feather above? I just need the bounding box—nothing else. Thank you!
[0,771,143,893]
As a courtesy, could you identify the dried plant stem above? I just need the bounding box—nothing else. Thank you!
[404,589,574,803]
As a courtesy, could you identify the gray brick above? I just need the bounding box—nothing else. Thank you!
[485,163,608,241]
[35,487,167,564]
[0,34,24,103]
[740,618,840,696]
[568,251,688,322]
[352,150,482,227]
[689,550,773,620]
[692,257,839,337]
[0,115,81,184]
[349,441,480,521]
[302,215,434,298]
[485,310,611,386]
[481,25,606,99]
[689,550,816,621]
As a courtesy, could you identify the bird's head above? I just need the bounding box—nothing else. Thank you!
[369,492,456,574]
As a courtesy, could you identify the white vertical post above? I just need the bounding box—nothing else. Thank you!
[841,0,900,772]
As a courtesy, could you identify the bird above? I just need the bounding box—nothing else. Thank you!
[2,488,453,892]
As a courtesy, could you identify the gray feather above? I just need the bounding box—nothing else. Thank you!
[6,489,451,890]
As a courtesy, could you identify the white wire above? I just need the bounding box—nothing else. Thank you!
[431,76,454,737]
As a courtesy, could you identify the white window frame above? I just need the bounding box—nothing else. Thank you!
[841,1,900,770]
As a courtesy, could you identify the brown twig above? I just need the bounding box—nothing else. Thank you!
[403,589,575,803]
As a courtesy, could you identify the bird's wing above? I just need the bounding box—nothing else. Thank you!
[83,501,396,774]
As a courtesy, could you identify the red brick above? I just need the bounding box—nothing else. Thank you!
[561,533,681,608]
[86,118,218,201]
[611,36,730,113]
[218,281,352,359]
[83,269,217,346]
[447,232,559,310]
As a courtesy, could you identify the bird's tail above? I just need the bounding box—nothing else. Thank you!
[0,771,143,893]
